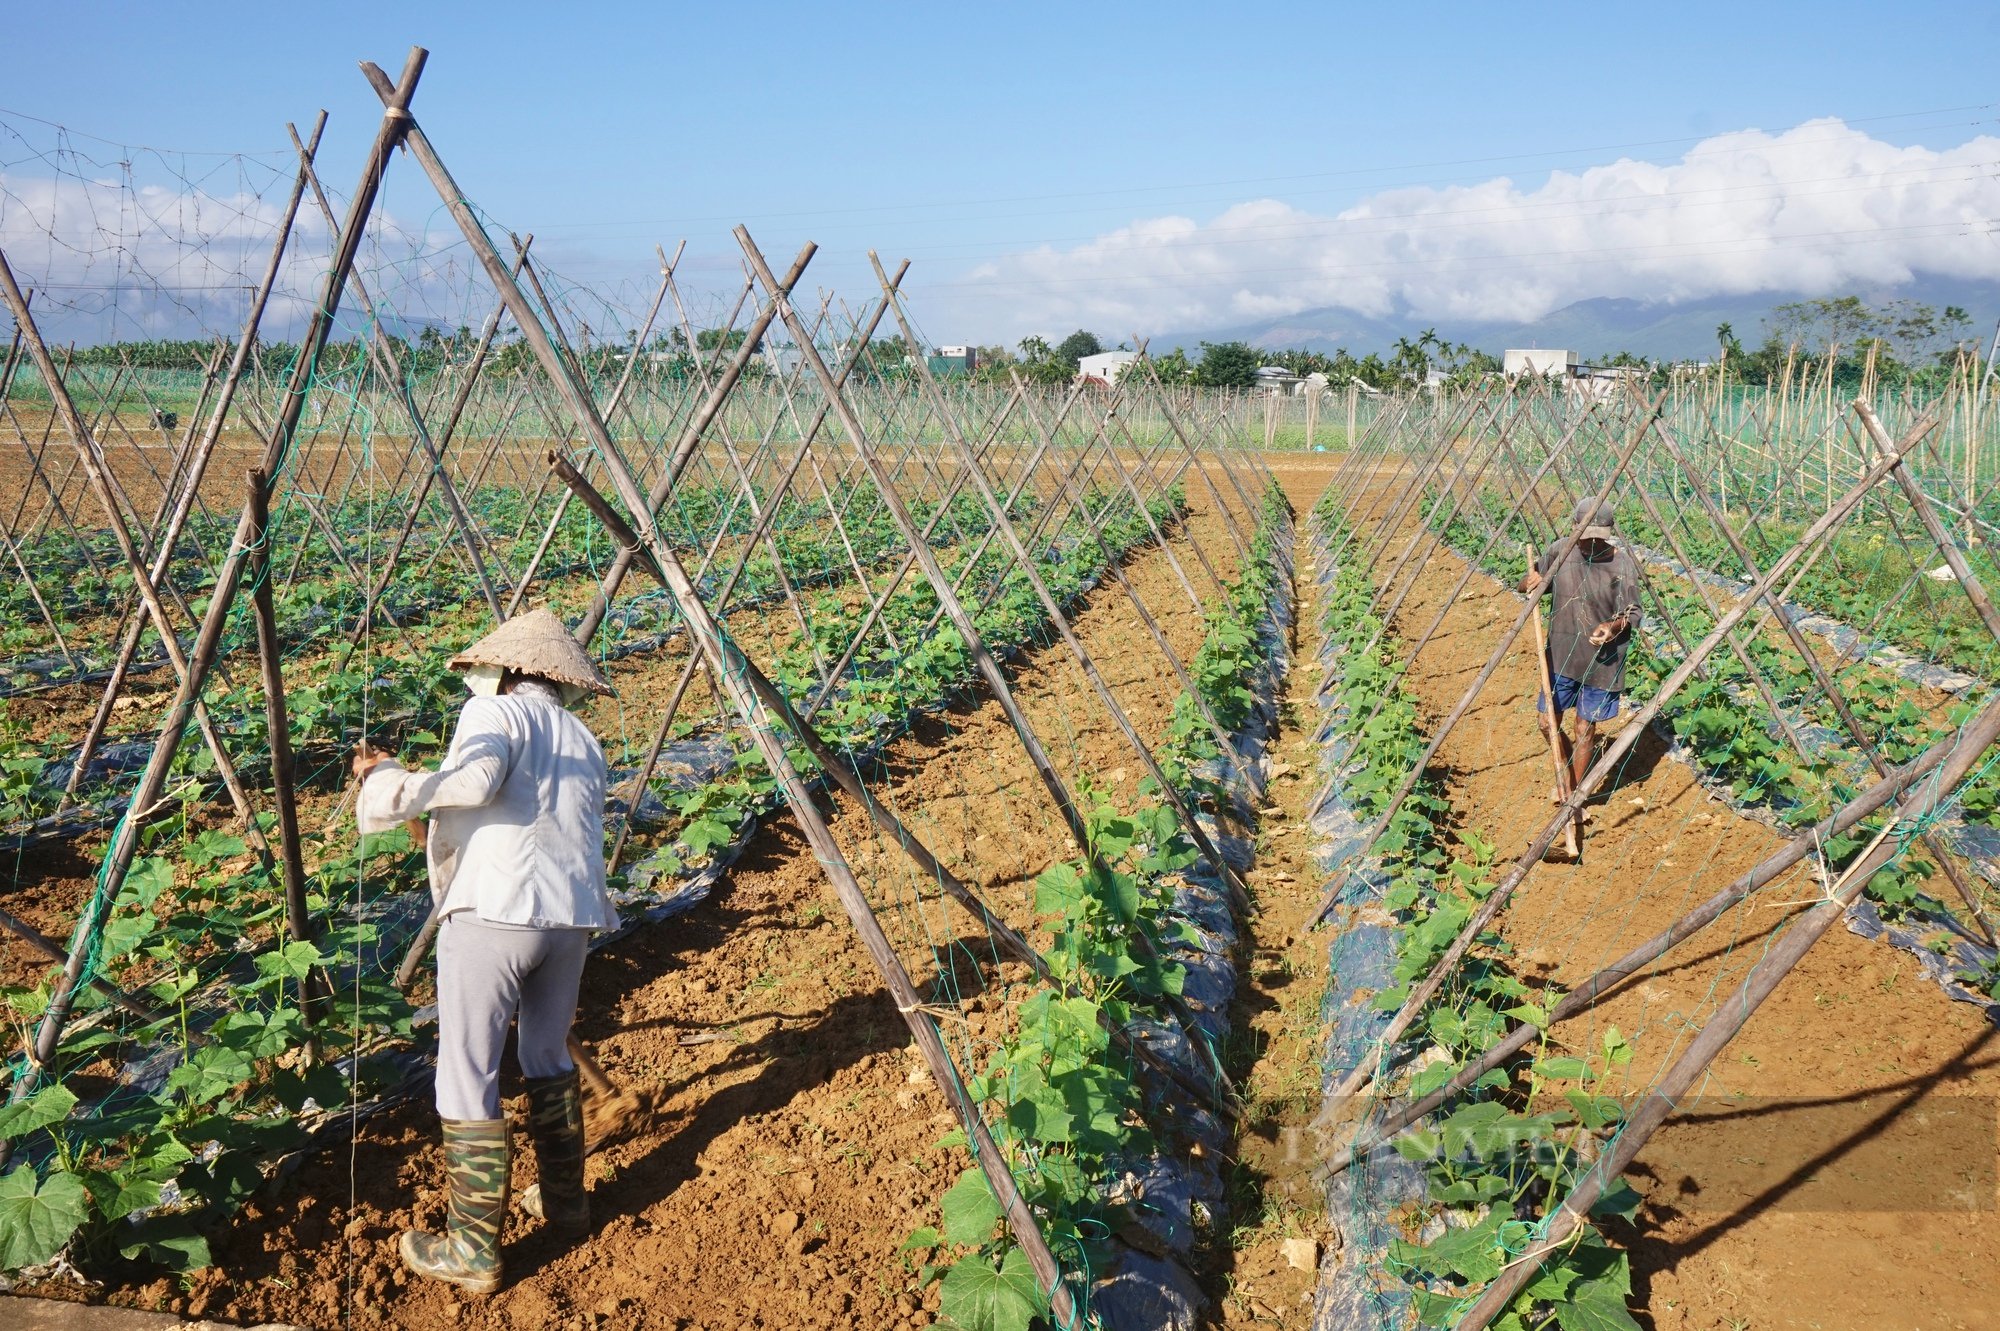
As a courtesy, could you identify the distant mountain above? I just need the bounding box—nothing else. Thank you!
[1150,276,2000,363]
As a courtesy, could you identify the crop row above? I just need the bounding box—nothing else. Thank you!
[1308,494,1646,1331]
[900,482,1292,1331]
[0,474,1058,849]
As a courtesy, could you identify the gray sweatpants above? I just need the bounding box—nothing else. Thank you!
[435,913,590,1121]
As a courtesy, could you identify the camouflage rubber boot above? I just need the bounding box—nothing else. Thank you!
[520,1068,590,1236]
[400,1118,509,1293]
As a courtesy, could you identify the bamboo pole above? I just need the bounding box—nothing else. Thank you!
[1646,416,1997,943]
[1452,687,2000,1329]
[0,47,427,1133]
[60,136,326,806]
[373,78,1079,1315]
[247,467,322,1028]
[1320,682,1990,1178]
[875,255,1251,908]
[1525,542,1582,857]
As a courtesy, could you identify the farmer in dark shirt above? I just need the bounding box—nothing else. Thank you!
[1520,499,1643,797]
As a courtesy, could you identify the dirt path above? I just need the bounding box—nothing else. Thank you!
[1351,492,2000,1330]
[19,482,1260,1330]
[1207,455,1345,1328]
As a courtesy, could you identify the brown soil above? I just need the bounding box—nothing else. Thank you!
[12,468,1270,1330]
[1208,454,1346,1327]
[1328,473,2000,1331]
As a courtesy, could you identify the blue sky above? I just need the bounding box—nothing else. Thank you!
[6,1,1999,346]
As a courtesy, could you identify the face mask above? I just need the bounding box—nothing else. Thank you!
[463,664,504,697]
[558,681,590,706]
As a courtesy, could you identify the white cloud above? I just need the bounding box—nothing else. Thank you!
[0,164,480,345]
[937,118,2000,341]
[9,116,1998,351]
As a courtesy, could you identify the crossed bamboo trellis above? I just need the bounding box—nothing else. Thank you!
[1301,367,2000,1328]
[0,46,1307,1321]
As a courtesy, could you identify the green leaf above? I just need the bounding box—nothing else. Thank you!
[1392,1126,1440,1163]
[184,830,246,867]
[1103,869,1142,925]
[1004,1085,1074,1145]
[1409,1057,1465,1099]
[1437,1101,1511,1157]
[1590,1179,1644,1223]
[99,910,156,961]
[938,1247,1044,1331]
[1555,1279,1643,1331]
[1371,985,1409,1011]
[0,1084,77,1141]
[167,1044,255,1104]
[0,1165,89,1269]
[901,1226,941,1251]
[1534,1057,1591,1081]
[117,1214,211,1271]
[1391,1209,1506,1284]
[681,813,738,859]
[360,826,412,858]
[1032,863,1086,917]
[1524,1260,1583,1304]
[125,856,175,908]
[1601,1025,1633,1066]
[1564,1091,1625,1131]
[1410,1288,1467,1327]
[254,940,325,983]
[940,1168,1002,1247]
[1551,1242,1639,1331]
[217,1008,307,1060]
[83,1171,163,1224]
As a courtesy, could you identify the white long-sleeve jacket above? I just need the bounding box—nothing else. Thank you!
[357,679,617,930]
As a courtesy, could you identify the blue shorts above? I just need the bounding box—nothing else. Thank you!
[1537,674,1620,723]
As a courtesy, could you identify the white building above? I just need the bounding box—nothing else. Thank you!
[1503,348,1580,379]
[1570,364,1648,401]
[929,345,977,375]
[1077,350,1139,385]
[1252,365,1305,396]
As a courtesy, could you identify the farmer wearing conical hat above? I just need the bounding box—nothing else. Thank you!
[1520,499,1643,798]
[351,608,616,1293]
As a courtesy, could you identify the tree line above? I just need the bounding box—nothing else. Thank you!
[35,294,1995,395]
[1713,296,1991,388]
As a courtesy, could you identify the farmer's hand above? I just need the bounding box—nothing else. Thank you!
[351,741,390,782]
[1588,617,1627,646]
[404,818,427,850]
[1521,568,1544,593]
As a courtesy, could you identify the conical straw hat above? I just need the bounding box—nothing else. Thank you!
[447,608,612,696]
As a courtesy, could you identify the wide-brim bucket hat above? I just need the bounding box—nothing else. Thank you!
[446,608,612,696]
